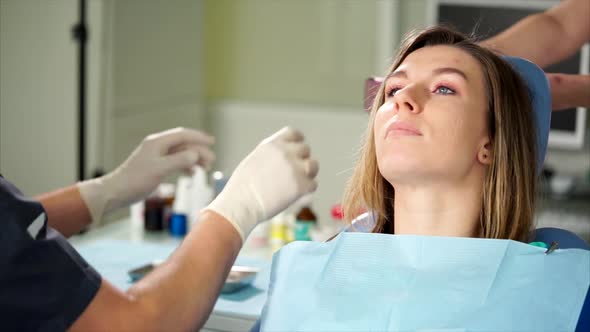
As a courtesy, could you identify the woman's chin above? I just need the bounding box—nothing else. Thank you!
[379,159,426,182]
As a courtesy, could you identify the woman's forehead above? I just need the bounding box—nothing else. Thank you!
[394,45,482,79]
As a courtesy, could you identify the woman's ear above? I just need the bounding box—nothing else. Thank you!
[477,140,492,165]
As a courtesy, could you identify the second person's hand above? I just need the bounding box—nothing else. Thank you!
[205,126,319,242]
[78,127,215,224]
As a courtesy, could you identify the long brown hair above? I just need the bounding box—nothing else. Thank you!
[342,26,537,242]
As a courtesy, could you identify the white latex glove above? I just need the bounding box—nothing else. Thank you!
[77,127,215,224]
[205,127,319,242]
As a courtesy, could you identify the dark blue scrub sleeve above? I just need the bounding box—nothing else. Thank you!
[0,176,101,331]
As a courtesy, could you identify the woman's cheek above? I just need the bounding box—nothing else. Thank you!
[374,101,395,134]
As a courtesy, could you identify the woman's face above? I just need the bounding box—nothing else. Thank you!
[374,45,490,185]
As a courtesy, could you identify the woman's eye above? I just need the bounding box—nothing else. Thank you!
[434,85,455,95]
[387,87,402,97]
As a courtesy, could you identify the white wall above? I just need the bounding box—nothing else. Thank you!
[1,0,205,202]
[0,0,78,195]
[209,100,368,225]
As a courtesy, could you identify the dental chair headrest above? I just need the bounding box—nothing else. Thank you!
[501,56,551,175]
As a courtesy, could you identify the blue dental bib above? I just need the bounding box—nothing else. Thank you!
[260,233,589,331]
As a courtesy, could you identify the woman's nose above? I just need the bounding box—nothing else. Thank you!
[394,87,422,114]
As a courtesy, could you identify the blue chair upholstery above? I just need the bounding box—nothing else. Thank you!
[532,227,590,250]
[502,56,552,175]
[249,57,587,332]
[493,57,589,332]
[501,56,588,332]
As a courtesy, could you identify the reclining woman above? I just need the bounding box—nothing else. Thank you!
[343,25,537,240]
[258,26,589,332]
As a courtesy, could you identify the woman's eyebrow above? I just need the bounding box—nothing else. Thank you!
[386,67,469,82]
[387,70,407,80]
[433,67,469,82]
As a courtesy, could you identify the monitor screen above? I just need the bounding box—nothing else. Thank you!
[434,0,588,149]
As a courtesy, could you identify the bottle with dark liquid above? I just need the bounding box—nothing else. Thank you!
[294,206,317,241]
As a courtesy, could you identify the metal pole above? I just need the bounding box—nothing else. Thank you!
[73,0,87,181]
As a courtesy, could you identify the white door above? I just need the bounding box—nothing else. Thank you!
[0,0,103,195]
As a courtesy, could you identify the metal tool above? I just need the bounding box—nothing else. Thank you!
[545,241,559,255]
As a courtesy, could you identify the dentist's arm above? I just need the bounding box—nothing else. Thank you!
[481,0,590,68]
[71,210,242,332]
[35,186,92,237]
[37,127,215,237]
[548,73,590,111]
[480,0,590,111]
[69,127,319,332]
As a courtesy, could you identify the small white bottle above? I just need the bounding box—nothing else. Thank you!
[189,167,213,228]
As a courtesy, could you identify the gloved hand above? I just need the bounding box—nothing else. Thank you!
[205,127,319,242]
[77,127,215,225]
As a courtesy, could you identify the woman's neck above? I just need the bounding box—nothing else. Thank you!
[391,177,483,238]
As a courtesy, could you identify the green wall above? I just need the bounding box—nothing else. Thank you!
[204,0,381,108]
[399,0,429,37]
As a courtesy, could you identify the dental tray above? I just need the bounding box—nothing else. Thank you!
[221,265,260,294]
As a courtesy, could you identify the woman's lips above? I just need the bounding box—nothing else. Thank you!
[386,121,422,137]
